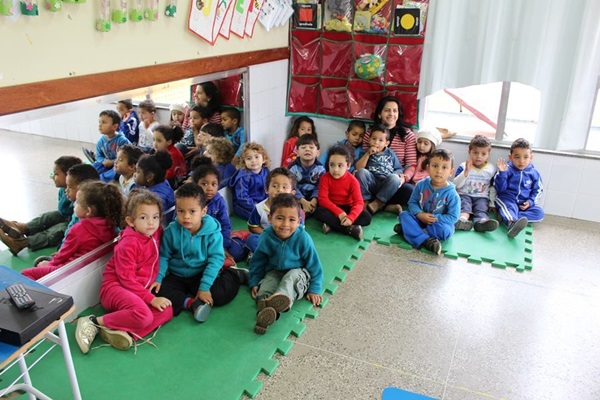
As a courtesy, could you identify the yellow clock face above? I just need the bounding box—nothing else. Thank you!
[400,14,415,30]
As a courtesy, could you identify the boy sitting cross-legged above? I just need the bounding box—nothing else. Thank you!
[151,183,248,323]
[395,149,460,255]
[249,193,323,334]
[288,134,326,216]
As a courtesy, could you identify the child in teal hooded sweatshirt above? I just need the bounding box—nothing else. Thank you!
[151,183,248,323]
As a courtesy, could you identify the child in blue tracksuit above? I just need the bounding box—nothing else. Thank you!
[494,138,544,238]
[397,149,460,255]
[319,120,366,170]
[88,110,131,182]
[230,142,270,219]
[249,194,323,334]
[221,107,245,161]
[152,183,247,323]
[288,134,326,216]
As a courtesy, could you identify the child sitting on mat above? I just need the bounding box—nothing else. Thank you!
[395,149,460,255]
[249,194,323,334]
[454,135,499,233]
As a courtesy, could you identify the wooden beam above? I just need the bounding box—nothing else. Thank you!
[0,47,289,116]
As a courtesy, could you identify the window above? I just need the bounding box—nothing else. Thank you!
[587,88,600,152]
[422,82,540,144]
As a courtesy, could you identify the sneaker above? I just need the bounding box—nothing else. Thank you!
[474,219,499,233]
[384,204,402,214]
[322,223,331,234]
[423,237,442,255]
[246,251,253,263]
[393,223,403,236]
[190,299,212,323]
[0,218,26,239]
[347,225,363,240]
[254,307,277,335]
[33,255,53,267]
[0,228,28,256]
[257,293,292,313]
[455,219,473,231]
[82,147,96,163]
[99,327,133,351]
[230,266,249,285]
[507,217,528,238]
[75,316,99,354]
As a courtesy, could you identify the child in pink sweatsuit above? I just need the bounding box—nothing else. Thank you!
[74,190,173,354]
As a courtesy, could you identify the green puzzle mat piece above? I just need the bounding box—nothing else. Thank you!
[0,212,534,398]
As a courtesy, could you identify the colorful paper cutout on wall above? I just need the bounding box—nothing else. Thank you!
[165,0,176,17]
[244,0,264,37]
[44,0,61,11]
[20,0,38,15]
[130,0,143,21]
[230,0,252,37]
[143,0,158,20]
[96,0,111,31]
[219,0,235,39]
[189,0,229,45]
[112,0,127,23]
[0,0,13,15]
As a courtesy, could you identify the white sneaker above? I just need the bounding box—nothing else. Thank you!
[75,316,99,354]
[99,327,133,351]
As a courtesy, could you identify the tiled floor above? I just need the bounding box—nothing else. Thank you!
[2,129,600,400]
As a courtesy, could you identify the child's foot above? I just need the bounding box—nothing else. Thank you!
[257,293,292,313]
[455,219,473,231]
[422,237,442,255]
[322,223,331,234]
[347,225,363,240]
[507,217,528,238]
[230,266,249,285]
[393,223,403,236]
[254,307,277,335]
[99,327,133,351]
[75,315,99,354]
[0,228,28,256]
[474,219,499,232]
[384,204,402,214]
[82,147,96,163]
[190,299,212,323]
[367,199,384,214]
[0,218,26,239]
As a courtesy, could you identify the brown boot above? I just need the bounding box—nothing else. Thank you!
[367,199,385,214]
[0,228,28,256]
[384,204,403,215]
[0,218,27,239]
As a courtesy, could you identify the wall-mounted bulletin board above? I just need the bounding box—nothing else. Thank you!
[287,0,429,125]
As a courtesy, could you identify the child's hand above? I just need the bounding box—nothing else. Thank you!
[341,217,353,226]
[369,146,378,155]
[464,160,472,176]
[300,198,312,213]
[251,286,259,298]
[519,201,531,210]
[497,158,508,172]
[149,282,161,293]
[397,173,405,185]
[102,160,114,168]
[417,212,437,224]
[37,261,50,267]
[197,290,213,306]
[338,212,347,222]
[306,293,322,306]
[150,296,172,312]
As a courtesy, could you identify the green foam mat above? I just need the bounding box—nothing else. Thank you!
[0,246,54,273]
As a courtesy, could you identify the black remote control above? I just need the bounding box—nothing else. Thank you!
[5,283,36,310]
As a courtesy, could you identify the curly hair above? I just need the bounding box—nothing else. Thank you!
[325,145,353,171]
[207,137,235,164]
[124,189,163,219]
[468,134,492,150]
[154,124,184,144]
[238,142,270,169]
[510,138,531,153]
[137,150,173,184]
[175,182,207,208]
[77,181,125,229]
[118,145,144,166]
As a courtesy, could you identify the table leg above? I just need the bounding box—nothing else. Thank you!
[57,320,82,400]
[17,356,36,400]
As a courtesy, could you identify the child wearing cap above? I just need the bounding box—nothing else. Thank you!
[411,128,442,185]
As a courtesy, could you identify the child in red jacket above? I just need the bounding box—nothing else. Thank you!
[74,190,173,354]
[152,124,187,186]
[21,181,123,280]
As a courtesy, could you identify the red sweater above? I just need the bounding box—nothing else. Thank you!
[166,144,187,180]
[101,226,163,304]
[318,172,364,223]
[281,137,298,168]
[48,217,116,268]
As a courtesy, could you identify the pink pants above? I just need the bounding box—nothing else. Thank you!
[99,283,173,340]
[21,264,59,280]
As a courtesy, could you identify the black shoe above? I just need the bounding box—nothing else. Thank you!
[393,224,403,236]
[474,219,499,232]
[229,266,249,285]
[82,147,96,163]
[507,217,528,238]
[455,219,473,231]
[423,237,442,255]
[189,299,212,323]
[347,225,363,240]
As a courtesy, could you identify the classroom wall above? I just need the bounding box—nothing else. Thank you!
[0,1,287,88]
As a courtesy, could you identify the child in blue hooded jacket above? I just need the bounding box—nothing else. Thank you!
[230,142,270,219]
[249,194,323,334]
[151,183,247,323]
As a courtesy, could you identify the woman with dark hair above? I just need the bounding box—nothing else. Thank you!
[361,96,417,211]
